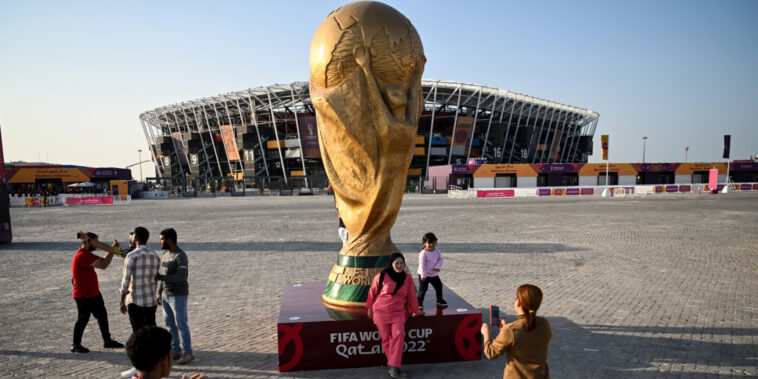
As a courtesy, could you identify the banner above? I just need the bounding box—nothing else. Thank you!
[170,132,190,166]
[0,126,12,243]
[708,168,718,190]
[451,116,473,156]
[476,189,515,198]
[0,127,5,184]
[601,135,609,160]
[723,135,731,159]
[219,125,241,161]
[551,131,563,161]
[6,167,91,184]
[65,196,114,205]
[535,163,580,173]
[146,138,162,172]
[298,116,321,158]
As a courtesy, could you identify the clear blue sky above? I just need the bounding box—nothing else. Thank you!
[1,0,756,179]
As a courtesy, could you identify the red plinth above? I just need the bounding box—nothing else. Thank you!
[277,281,482,372]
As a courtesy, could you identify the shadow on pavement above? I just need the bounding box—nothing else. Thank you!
[0,349,126,364]
[548,317,756,377]
[3,241,584,254]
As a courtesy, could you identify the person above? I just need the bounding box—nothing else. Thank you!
[416,232,446,309]
[481,284,552,379]
[366,253,422,379]
[125,325,205,379]
[156,228,195,364]
[120,226,161,378]
[327,184,349,246]
[70,232,125,353]
[338,216,348,246]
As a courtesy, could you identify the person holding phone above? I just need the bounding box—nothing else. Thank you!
[481,284,551,379]
[70,232,124,353]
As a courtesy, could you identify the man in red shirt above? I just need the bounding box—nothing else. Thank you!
[71,232,125,353]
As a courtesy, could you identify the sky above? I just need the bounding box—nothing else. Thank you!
[1,0,756,179]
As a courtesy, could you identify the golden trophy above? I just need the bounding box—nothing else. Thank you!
[309,1,425,308]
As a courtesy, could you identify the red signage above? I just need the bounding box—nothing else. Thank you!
[477,189,515,198]
[708,168,718,190]
[278,282,481,372]
[65,196,114,205]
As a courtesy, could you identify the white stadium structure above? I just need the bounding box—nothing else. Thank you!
[139,80,599,191]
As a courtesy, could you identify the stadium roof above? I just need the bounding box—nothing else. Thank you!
[140,79,599,123]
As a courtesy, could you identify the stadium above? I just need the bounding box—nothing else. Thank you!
[139,80,599,192]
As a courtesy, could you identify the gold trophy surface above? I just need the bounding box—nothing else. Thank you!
[309,1,425,308]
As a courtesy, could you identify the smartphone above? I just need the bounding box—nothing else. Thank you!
[490,305,500,326]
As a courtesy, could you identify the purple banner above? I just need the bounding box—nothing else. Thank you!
[537,188,551,196]
[298,116,321,158]
[565,188,581,196]
[535,163,579,173]
[91,168,116,178]
[451,165,475,174]
[665,185,679,193]
[723,135,731,159]
[740,184,753,191]
[732,162,758,171]
[0,127,5,184]
[638,163,676,172]
[467,159,487,165]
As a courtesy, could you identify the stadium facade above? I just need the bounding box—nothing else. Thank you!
[139,80,599,191]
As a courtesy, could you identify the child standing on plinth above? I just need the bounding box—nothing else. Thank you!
[417,232,447,309]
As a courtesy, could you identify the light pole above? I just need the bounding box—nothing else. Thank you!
[137,149,143,182]
[642,136,648,163]
[684,146,689,162]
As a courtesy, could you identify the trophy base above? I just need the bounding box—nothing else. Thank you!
[278,281,482,372]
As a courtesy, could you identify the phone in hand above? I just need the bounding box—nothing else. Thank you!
[490,305,500,326]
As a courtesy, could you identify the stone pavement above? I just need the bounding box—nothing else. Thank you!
[0,193,756,378]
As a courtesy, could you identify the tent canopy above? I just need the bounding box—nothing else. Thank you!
[67,182,94,188]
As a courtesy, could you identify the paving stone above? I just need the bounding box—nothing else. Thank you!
[0,193,756,377]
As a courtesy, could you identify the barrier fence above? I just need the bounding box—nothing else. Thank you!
[9,194,132,207]
[449,182,758,199]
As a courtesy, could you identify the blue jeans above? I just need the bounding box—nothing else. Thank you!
[163,295,192,353]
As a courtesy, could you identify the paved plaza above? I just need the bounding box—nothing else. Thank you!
[0,193,756,378]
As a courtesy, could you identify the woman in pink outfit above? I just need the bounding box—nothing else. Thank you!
[366,253,422,379]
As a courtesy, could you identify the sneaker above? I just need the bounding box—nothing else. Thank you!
[120,367,137,378]
[70,344,89,353]
[436,299,448,307]
[103,340,124,348]
[173,349,183,359]
[388,366,409,378]
[178,352,195,364]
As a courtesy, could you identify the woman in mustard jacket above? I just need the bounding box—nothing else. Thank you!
[481,284,551,379]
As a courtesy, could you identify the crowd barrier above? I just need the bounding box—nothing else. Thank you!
[9,194,132,207]
[141,191,170,199]
[449,182,757,199]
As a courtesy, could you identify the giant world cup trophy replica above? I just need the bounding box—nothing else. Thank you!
[309,1,425,308]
